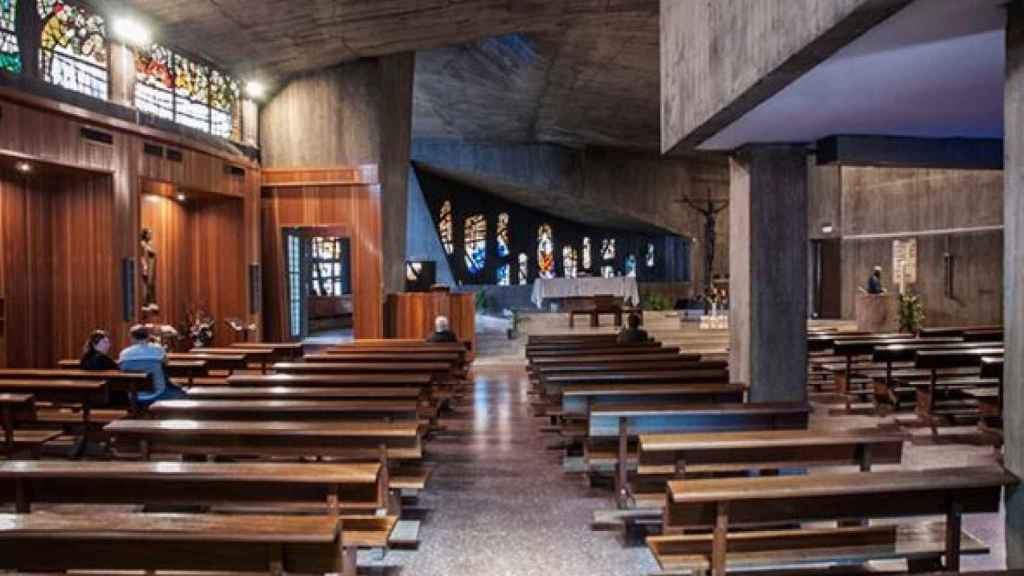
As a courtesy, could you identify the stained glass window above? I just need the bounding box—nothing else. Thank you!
[601,265,615,278]
[601,238,616,260]
[518,253,529,285]
[582,237,592,270]
[496,212,510,258]
[439,201,453,255]
[134,44,175,120]
[537,225,555,279]
[464,214,487,275]
[133,45,238,138]
[0,0,18,74]
[625,254,637,278]
[646,242,655,268]
[174,53,210,132]
[310,236,349,296]
[562,246,578,279]
[209,69,239,138]
[39,0,108,99]
[497,263,510,286]
[406,262,423,282]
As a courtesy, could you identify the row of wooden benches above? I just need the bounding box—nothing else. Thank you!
[524,332,1017,576]
[0,337,471,575]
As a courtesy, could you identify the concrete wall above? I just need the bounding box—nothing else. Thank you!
[406,167,455,287]
[808,164,1004,326]
[660,0,910,152]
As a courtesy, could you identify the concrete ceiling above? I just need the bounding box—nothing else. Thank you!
[701,0,1006,150]
[95,0,662,150]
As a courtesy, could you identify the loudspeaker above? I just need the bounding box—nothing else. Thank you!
[121,258,135,321]
[249,264,262,314]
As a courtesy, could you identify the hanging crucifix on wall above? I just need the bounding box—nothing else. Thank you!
[678,188,728,292]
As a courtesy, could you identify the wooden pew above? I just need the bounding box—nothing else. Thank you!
[0,394,62,458]
[0,459,387,513]
[273,361,450,379]
[232,340,306,360]
[530,352,701,367]
[543,367,729,400]
[963,356,1004,440]
[306,351,460,364]
[869,340,1001,411]
[630,429,904,509]
[169,351,248,374]
[649,466,1015,576]
[189,386,424,401]
[150,398,422,421]
[586,402,809,508]
[563,383,745,418]
[913,347,1004,430]
[528,333,621,344]
[228,373,433,388]
[0,513,373,576]
[827,337,962,407]
[918,324,1002,338]
[192,346,275,372]
[0,379,108,453]
[0,368,149,412]
[527,342,663,358]
[106,419,423,462]
[58,358,209,386]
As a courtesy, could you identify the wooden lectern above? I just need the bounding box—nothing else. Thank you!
[855,293,899,332]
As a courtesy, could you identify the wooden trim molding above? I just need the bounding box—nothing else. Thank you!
[842,225,1004,241]
[262,166,379,188]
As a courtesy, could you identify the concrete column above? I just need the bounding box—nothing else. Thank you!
[728,144,808,403]
[108,42,135,107]
[1003,1,1024,567]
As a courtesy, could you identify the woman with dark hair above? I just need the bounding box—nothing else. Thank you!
[80,330,118,371]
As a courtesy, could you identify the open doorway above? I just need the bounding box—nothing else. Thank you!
[282,227,353,344]
[811,238,842,319]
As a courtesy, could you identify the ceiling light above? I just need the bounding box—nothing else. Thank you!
[15,161,31,173]
[245,81,266,100]
[821,223,834,234]
[112,17,151,47]
[176,193,186,202]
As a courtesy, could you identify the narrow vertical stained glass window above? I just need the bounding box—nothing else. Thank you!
[0,0,19,74]
[581,237,592,270]
[601,238,616,260]
[496,212,510,257]
[497,263,510,286]
[537,225,555,279]
[625,254,637,278]
[464,214,487,275]
[518,253,529,285]
[646,242,655,268]
[562,245,578,279]
[134,44,175,120]
[439,201,453,255]
[173,53,211,132]
[209,69,239,138]
[287,235,301,338]
[38,0,108,99]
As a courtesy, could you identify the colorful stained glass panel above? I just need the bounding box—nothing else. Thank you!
[537,224,554,279]
[601,238,616,261]
[39,0,108,98]
[518,253,529,285]
[173,53,210,132]
[625,254,637,278]
[464,214,487,274]
[497,263,510,286]
[134,44,174,120]
[496,212,510,258]
[439,201,453,255]
[646,242,655,267]
[0,0,19,74]
[581,237,591,270]
[562,245,578,279]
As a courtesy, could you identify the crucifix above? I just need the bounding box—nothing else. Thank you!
[678,188,728,292]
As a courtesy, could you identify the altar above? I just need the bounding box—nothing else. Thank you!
[530,277,640,309]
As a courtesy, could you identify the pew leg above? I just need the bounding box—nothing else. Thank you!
[340,546,358,576]
[712,502,729,576]
[945,499,962,572]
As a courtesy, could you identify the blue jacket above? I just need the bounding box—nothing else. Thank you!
[118,342,181,405]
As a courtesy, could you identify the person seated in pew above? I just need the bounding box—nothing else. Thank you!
[80,329,118,371]
[616,313,649,344]
[426,315,458,343]
[118,324,185,406]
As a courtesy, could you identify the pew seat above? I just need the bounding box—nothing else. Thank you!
[648,521,986,576]
[0,512,371,576]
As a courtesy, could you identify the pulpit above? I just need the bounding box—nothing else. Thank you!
[855,293,899,333]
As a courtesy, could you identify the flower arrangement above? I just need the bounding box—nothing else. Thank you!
[898,290,926,334]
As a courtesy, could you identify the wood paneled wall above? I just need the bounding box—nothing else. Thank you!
[262,169,383,340]
[0,167,115,367]
[140,192,247,347]
[384,292,475,351]
[0,89,261,366]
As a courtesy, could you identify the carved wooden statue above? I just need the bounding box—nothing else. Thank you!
[679,190,728,292]
[140,228,159,315]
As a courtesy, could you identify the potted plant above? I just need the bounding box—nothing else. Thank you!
[897,290,926,334]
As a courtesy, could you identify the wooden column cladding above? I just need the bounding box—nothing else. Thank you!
[0,89,261,367]
[261,166,384,339]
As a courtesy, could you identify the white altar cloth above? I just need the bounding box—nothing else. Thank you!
[530,277,640,308]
